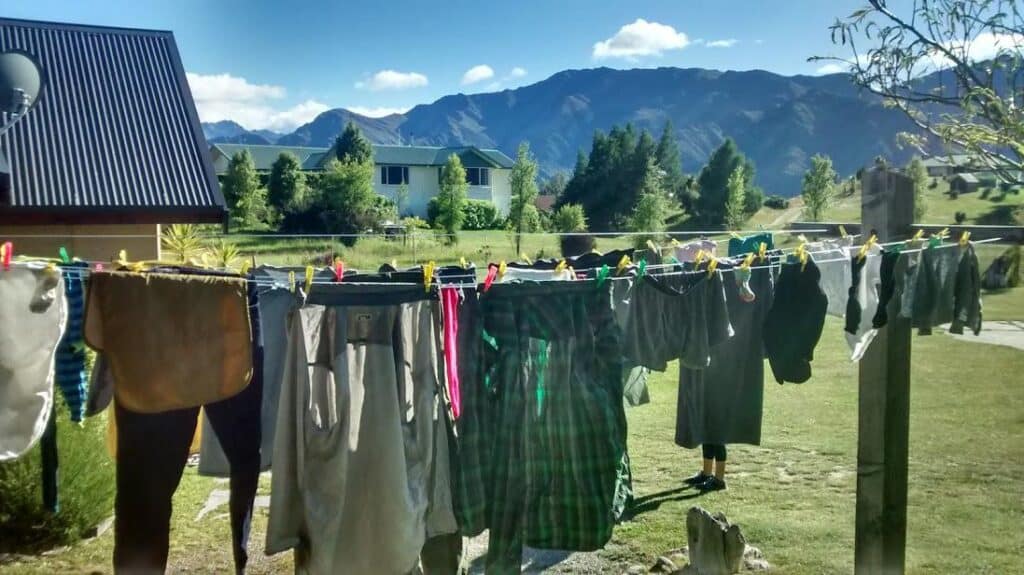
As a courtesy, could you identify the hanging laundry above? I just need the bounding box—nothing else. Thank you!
[54,261,90,422]
[900,243,983,335]
[727,232,774,256]
[85,353,114,417]
[844,244,883,361]
[871,249,902,328]
[0,263,67,461]
[266,282,457,575]
[84,270,253,412]
[454,281,628,574]
[441,287,463,419]
[498,266,574,282]
[809,237,854,318]
[764,258,828,383]
[99,268,263,574]
[675,239,718,262]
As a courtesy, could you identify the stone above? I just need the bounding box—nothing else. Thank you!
[681,507,747,575]
[650,555,677,572]
[626,564,647,574]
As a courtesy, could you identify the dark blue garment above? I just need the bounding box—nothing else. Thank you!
[55,261,89,422]
[113,271,262,575]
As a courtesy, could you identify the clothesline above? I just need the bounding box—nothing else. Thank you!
[33,236,1003,287]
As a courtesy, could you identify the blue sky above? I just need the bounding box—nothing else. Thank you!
[4,0,889,132]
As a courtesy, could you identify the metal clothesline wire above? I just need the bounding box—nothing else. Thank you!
[38,236,1004,287]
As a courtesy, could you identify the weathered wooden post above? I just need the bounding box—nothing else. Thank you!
[855,165,915,574]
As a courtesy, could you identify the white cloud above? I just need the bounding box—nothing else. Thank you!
[593,18,690,60]
[509,67,527,79]
[186,72,328,132]
[816,62,847,75]
[346,105,411,118]
[928,32,1024,68]
[461,64,495,85]
[355,70,429,91]
[706,38,737,48]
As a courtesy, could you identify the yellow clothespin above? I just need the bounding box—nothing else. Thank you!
[304,266,314,293]
[520,253,532,265]
[838,225,848,239]
[909,229,924,244]
[741,253,755,270]
[757,242,767,261]
[934,227,950,240]
[239,260,252,276]
[288,271,296,293]
[797,234,808,244]
[706,257,719,277]
[795,242,809,272]
[857,234,877,262]
[391,259,398,269]
[423,260,435,292]
[730,232,741,240]
[670,238,681,248]
[646,239,659,254]
[959,230,971,246]
[498,260,507,280]
[616,254,631,275]
[694,249,707,267]
[555,259,567,273]
[117,249,128,266]
[460,257,469,269]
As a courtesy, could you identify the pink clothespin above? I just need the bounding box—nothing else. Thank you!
[334,258,345,282]
[483,264,498,292]
[1,241,12,271]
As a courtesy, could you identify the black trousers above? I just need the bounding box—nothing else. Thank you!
[113,355,262,575]
[702,443,727,462]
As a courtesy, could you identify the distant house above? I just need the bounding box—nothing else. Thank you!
[922,154,974,177]
[949,172,981,194]
[0,18,224,260]
[535,195,557,212]
[209,143,515,218]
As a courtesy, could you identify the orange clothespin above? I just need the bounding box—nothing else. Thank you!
[616,254,631,275]
[304,266,314,293]
[857,234,877,262]
[334,258,345,282]
[0,241,11,271]
[423,260,435,292]
[959,230,971,246]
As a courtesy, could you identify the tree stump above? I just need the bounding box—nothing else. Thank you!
[681,507,746,575]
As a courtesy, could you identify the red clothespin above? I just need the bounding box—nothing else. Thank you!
[333,258,345,282]
[0,241,11,271]
[483,264,498,292]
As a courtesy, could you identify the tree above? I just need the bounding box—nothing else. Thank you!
[724,167,748,230]
[267,152,307,214]
[905,156,929,222]
[655,120,687,202]
[221,150,268,228]
[817,0,1023,184]
[627,159,672,248]
[541,172,568,198]
[741,160,764,215]
[551,203,588,233]
[696,138,747,225]
[394,182,409,216]
[436,154,468,242]
[801,154,838,222]
[334,121,374,164]
[508,142,540,254]
[317,157,378,245]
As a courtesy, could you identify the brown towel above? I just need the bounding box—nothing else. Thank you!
[84,271,252,413]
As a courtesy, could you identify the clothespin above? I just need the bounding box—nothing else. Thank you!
[423,261,435,292]
[117,249,128,267]
[391,259,398,269]
[646,239,660,255]
[567,266,577,280]
[94,263,105,272]
[239,260,252,276]
[483,264,498,292]
[959,230,971,246]
[670,238,681,248]
[591,248,601,255]
[595,264,610,286]
[520,253,532,265]
[616,254,631,275]
[498,261,507,280]
[288,271,297,293]
[637,258,647,278]
[0,241,11,271]
[838,225,848,239]
[333,258,344,282]
[555,259,567,273]
[706,257,719,277]
[730,232,741,240]
[741,253,755,270]
[933,227,949,240]
[694,249,707,267]
[58,247,70,264]
[304,266,314,293]
[460,257,469,269]
[857,234,877,262]
[757,242,767,262]
[908,229,925,244]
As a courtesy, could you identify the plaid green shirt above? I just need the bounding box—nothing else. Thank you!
[452,280,628,574]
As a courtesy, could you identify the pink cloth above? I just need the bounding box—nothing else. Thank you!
[441,287,461,419]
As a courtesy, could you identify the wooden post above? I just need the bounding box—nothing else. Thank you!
[855,166,915,575]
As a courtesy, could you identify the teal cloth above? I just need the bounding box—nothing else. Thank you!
[728,233,774,257]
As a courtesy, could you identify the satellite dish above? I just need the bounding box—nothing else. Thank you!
[0,50,45,135]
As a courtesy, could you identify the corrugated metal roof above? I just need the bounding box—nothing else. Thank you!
[0,18,224,224]
[209,143,514,173]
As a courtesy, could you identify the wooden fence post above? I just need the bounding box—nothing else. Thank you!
[855,166,915,575]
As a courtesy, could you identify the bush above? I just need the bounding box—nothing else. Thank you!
[954,211,968,224]
[763,195,790,209]
[929,178,939,189]
[949,188,960,199]
[551,204,588,233]
[401,216,431,231]
[427,198,501,230]
[0,396,115,552]
[559,234,596,257]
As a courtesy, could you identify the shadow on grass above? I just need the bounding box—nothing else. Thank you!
[619,486,705,521]
[976,205,1023,226]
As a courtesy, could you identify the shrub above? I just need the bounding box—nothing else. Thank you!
[559,234,596,257]
[401,216,431,231]
[954,211,967,224]
[949,188,960,199]
[763,195,790,209]
[0,395,115,552]
[462,200,501,230]
[929,178,939,189]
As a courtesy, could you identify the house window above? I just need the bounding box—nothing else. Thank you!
[380,165,409,185]
[465,167,490,186]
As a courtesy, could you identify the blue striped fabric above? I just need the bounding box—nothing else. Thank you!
[56,262,89,422]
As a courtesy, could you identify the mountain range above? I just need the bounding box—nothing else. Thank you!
[203,66,924,196]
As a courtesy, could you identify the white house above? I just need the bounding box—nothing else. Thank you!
[209,143,514,218]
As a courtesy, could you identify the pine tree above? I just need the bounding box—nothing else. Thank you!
[317,157,377,245]
[221,150,268,228]
[696,138,746,225]
[436,154,468,243]
[334,121,374,164]
[267,152,307,213]
[655,120,686,201]
[628,159,672,248]
[509,142,540,254]
[801,154,837,222]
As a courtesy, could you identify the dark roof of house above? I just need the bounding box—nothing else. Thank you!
[951,172,980,183]
[535,195,557,211]
[922,154,973,168]
[0,18,224,224]
[209,143,515,173]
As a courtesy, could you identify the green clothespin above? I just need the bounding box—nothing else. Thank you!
[58,247,70,263]
[595,264,610,286]
[637,258,647,279]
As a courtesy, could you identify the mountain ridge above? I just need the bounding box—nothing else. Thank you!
[203,65,921,195]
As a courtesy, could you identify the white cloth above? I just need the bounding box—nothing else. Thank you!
[0,264,66,461]
[498,267,574,282]
[266,296,455,575]
[810,238,854,318]
[674,240,717,263]
[845,244,883,362]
